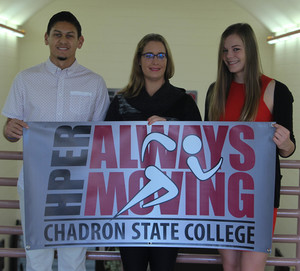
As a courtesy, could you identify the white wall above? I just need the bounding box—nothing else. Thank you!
[272,39,300,158]
[0,33,20,149]
[269,38,300,260]
[0,31,22,270]
[0,0,299,269]
[18,0,274,115]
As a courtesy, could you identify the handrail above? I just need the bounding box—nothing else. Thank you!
[0,200,19,209]
[0,151,300,268]
[0,151,22,160]
[0,177,18,186]
[0,225,22,235]
[280,160,300,168]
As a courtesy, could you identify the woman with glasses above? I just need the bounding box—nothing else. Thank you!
[205,23,295,271]
[105,33,201,271]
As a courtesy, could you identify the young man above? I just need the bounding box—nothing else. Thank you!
[2,11,110,271]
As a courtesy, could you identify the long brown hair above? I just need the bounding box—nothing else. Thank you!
[120,33,175,97]
[208,23,262,121]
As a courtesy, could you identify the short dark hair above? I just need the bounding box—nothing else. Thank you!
[46,11,82,37]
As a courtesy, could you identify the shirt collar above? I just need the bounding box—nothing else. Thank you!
[46,58,79,76]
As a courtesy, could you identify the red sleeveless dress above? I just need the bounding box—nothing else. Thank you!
[222,74,277,233]
[221,74,273,121]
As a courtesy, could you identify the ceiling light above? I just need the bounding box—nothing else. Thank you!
[0,23,25,38]
[267,29,300,44]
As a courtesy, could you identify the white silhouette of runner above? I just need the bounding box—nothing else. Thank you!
[115,133,178,217]
[115,133,223,217]
[183,134,223,180]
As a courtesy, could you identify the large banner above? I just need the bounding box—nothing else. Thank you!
[23,121,276,253]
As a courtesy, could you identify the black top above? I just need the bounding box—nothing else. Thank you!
[105,80,202,121]
[204,79,296,208]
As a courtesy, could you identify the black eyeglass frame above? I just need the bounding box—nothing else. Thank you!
[141,52,168,60]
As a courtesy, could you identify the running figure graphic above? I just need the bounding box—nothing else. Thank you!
[115,132,223,217]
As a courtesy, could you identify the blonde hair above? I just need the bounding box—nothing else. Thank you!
[208,23,262,121]
[120,33,175,97]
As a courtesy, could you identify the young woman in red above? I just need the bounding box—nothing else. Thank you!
[205,23,296,271]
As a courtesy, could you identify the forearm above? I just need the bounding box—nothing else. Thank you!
[279,140,295,158]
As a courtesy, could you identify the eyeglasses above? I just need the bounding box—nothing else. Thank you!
[141,52,167,60]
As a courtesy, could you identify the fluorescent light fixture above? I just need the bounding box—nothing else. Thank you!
[267,29,300,44]
[0,23,25,38]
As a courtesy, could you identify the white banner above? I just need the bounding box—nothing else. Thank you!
[23,121,276,253]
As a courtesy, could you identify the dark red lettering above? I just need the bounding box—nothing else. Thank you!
[229,125,255,171]
[228,172,254,218]
[203,125,228,167]
[90,125,118,169]
[120,125,138,168]
[84,172,127,215]
[200,172,225,216]
[185,172,198,215]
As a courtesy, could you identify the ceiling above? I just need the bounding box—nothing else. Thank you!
[231,0,300,33]
[0,0,52,26]
[1,0,300,33]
